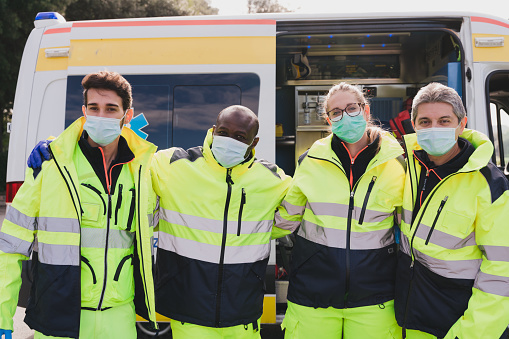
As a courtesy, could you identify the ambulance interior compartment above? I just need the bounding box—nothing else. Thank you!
[274,20,464,176]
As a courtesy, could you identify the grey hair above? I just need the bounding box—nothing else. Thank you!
[411,83,466,123]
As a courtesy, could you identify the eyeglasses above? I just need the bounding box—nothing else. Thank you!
[326,103,364,121]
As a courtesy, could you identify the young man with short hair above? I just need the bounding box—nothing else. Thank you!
[0,71,157,339]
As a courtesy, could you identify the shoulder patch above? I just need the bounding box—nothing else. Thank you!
[169,146,204,164]
[254,159,281,179]
[298,150,310,165]
[480,162,509,203]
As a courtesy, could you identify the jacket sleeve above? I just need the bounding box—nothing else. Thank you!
[270,166,292,239]
[445,190,509,339]
[0,167,40,330]
[272,167,307,239]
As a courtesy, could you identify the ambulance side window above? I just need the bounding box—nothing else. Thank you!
[65,73,260,150]
[173,85,241,150]
[487,71,509,170]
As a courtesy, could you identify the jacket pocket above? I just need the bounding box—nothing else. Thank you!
[237,188,246,236]
[81,183,106,228]
[425,196,448,245]
[358,176,377,225]
[80,255,96,302]
[111,254,135,302]
[113,186,136,231]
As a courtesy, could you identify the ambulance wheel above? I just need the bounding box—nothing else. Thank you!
[136,322,172,336]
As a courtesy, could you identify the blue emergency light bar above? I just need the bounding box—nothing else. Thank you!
[35,12,60,21]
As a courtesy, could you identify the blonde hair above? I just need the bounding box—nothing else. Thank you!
[324,82,384,148]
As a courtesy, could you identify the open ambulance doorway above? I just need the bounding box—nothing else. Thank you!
[274,18,465,177]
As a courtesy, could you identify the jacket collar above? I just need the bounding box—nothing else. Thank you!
[307,130,403,171]
[403,128,493,173]
[49,117,157,167]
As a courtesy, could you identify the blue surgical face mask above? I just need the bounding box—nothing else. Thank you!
[330,113,367,143]
[211,135,252,168]
[416,125,460,156]
[83,112,126,147]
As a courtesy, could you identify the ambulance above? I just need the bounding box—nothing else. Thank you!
[6,10,509,333]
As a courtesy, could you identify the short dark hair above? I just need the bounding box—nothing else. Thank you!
[82,71,132,111]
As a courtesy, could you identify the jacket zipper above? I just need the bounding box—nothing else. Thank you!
[113,254,133,281]
[115,184,123,225]
[81,255,97,284]
[425,196,448,245]
[237,188,246,236]
[134,166,153,322]
[216,168,233,326]
[81,183,106,214]
[126,188,136,232]
[358,176,377,225]
[97,193,111,310]
[344,190,355,307]
[97,148,116,310]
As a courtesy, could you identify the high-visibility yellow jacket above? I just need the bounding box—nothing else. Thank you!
[0,117,158,337]
[275,131,405,309]
[395,129,509,339]
[151,128,291,328]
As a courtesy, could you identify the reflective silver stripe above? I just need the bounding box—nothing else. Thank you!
[281,200,305,216]
[81,228,134,249]
[148,212,158,228]
[158,231,270,264]
[5,206,37,231]
[298,219,394,250]
[159,208,272,235]
[413,222,476,249]
[274,210,301,232]
[307,202,393,224]
[0,232,33,257]
[411,246,481,279]
[38,217,80,234]
[474,271,509,297]
[401,208,412,225]
[37,243,80,266]
[307,201,348,218]
[480,245,509,262]
[400,233,411,256]
[358,207,393,224]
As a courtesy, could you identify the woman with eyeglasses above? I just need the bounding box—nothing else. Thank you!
[276,82,405,338]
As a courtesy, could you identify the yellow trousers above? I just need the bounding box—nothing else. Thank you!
[282,300,402,339]
[34,302,136,339]
[171,318,261,339]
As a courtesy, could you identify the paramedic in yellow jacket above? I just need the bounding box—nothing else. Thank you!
[395,82,509,339]
[151,105,291,339]
[275,82,405,339]
[0,71,157,339]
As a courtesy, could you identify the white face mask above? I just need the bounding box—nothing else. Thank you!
[83,112,126,146]
[211,135,252,168]
[416,124,460,157]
